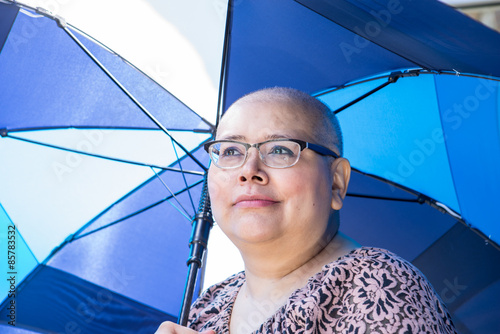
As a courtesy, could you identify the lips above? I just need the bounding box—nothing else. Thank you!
[233,194,279,208]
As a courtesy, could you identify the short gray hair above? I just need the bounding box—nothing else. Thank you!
[228,87,343,156]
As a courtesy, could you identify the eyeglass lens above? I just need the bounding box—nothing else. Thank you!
[209,140,302,168]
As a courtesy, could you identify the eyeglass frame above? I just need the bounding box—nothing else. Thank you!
[203,138,340,169]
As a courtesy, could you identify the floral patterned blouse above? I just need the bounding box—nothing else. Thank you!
[188,247,457,333]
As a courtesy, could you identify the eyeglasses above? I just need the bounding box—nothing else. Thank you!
[204,138,339,169]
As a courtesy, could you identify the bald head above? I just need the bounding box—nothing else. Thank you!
[223,87,343,156]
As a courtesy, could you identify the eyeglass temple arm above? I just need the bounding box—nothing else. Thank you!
[306,142,339,158]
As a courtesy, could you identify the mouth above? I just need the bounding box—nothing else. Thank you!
[233,195,279,208]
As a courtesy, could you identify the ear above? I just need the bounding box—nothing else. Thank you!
[330,158,351,211]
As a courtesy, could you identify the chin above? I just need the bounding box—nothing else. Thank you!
[225,218,281,245]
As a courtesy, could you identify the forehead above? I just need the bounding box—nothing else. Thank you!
[217,99,318,140]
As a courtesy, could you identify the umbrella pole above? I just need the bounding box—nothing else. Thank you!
[178,177,213,326]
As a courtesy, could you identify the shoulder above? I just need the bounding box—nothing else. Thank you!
[188,271,245,331]
[308,247,424,289]
[317,247,456,333]
[326,246,444,306]
[289,247,456,333]
[333,246,423,276]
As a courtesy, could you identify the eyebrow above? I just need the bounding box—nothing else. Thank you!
[267,134,291,140]
[219,134,292,141]
[220,134,245,141]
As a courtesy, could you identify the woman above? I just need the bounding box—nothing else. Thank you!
[156,87,456,333]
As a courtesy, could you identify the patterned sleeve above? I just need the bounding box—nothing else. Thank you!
[188,272,245,333]
[329,248,457,333]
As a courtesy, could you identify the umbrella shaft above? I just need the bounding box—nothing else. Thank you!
[179,210,213,325]
[179,260,201,326]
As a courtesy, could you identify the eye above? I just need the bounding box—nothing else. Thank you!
[220,145,244,157]
[268,145,294,156]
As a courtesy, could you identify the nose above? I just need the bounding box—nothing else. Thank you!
[238,147,269,184]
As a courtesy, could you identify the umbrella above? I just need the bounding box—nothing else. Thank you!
[1,0,500,333]
[0,2,213,332]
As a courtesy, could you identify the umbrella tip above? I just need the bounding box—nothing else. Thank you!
[0,128,7,137]
[34,6,67,28]
[54,14,66,28]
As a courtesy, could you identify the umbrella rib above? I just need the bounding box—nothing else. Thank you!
[348,168,465,219]
[215,0,234,128]
[0,203,40,267]
[43,178,204,263]
[74,179,203,241]
[5,126,212,134]
[57,21,208,172]
[80,170,194,238]
[314,70,500,109]
[64,17,216,132]
[317,71,418,114]
[57,141,208,251]
[346,192,423,203]
[150,167,193,220]
[170,137,197,214]
[5,134,204,176]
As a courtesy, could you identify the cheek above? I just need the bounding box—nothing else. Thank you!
[276,173,310,211]
[285,168,332,209]
[208,165,232,192]
[208,168,232,216]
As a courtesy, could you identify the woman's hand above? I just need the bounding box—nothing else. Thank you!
[155,321,215,334]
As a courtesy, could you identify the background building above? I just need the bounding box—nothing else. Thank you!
[444,0,500,31]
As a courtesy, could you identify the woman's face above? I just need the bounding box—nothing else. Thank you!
[208,99,347,254]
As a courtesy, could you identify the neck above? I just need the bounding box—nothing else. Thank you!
[240,232,359,301]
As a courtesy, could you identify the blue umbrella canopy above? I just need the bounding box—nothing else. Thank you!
[318,71,499,239]
[0,2,211,332]
[1,0,500,333]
